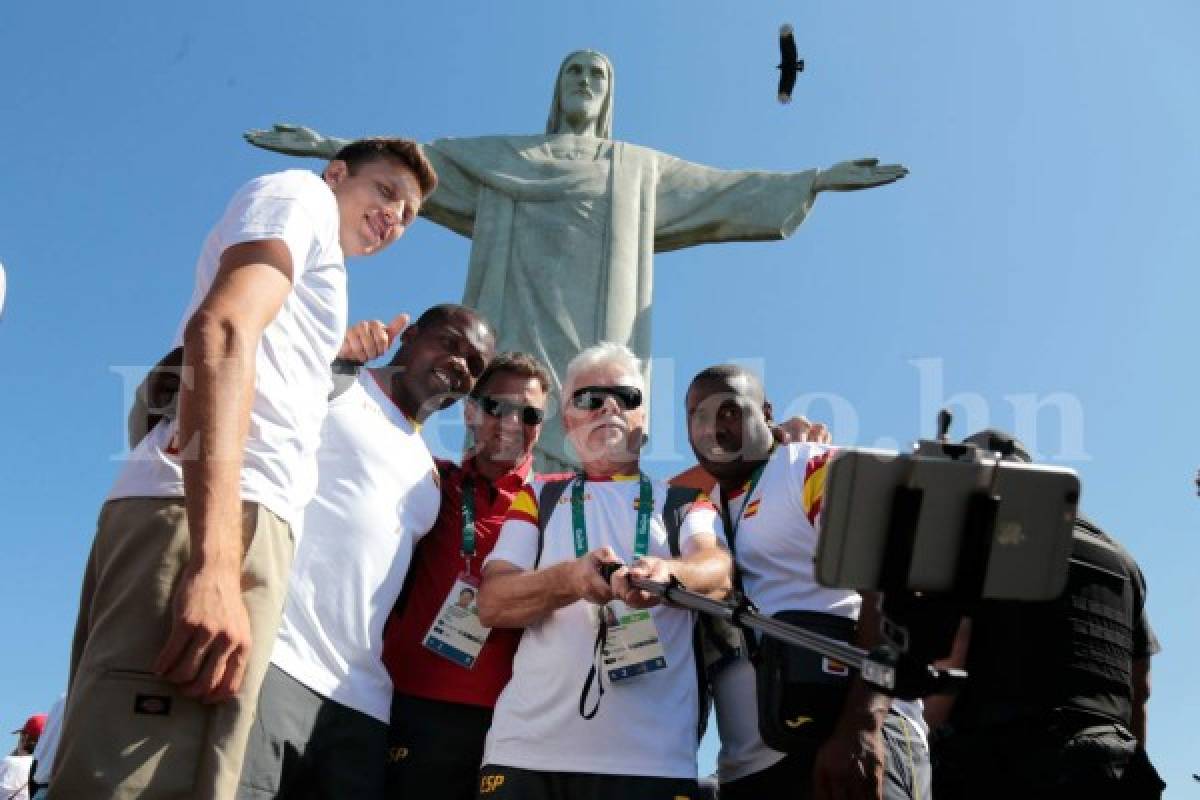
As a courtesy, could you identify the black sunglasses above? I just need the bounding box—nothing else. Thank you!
[475,395,545,426]
[570,385,643,412]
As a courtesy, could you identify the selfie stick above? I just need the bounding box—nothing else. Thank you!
[597,564,965,699]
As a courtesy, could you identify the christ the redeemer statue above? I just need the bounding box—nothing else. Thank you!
[246,49,907,470]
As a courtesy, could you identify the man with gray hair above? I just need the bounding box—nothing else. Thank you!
[473,342,732,799]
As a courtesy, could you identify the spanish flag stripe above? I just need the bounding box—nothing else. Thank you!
[506,485,539,526]
[801,451,832,526]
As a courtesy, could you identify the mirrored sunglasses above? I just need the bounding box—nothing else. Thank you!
[570,384,643,412]
[476,395,545,426]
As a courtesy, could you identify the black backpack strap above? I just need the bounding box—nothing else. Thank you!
[662,486,701,557]
[533,478,573,569]
[663,484,727,743]
[329,359,362,401]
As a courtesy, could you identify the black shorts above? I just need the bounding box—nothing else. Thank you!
[237,665,389,800]
[388,693,493,800]
[476,764,699,800]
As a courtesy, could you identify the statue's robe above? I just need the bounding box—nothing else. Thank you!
[422,134,818,469]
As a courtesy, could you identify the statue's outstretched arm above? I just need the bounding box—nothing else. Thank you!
[243,123,347,160]
[814,158,908,192]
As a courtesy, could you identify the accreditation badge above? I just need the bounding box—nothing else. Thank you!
[594,600,668,682]
[423,574,491,668]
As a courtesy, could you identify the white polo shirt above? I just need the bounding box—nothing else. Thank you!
[483,474,723,780]
[271,370,441,723]
[110,170,347,530]
[711,444,927,774]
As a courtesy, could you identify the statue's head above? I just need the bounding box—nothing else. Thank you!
[546,49,614,138]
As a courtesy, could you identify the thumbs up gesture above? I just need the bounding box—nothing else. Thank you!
[337,313,409,363]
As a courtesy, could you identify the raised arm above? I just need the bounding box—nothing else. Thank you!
[653,152,906,253]
[613,532,732,608]
[477,548,620,629]
[244,123,348,159]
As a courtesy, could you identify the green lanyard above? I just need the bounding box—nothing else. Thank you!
[719,460,768,555]
[571,472,653,559]
[461,476,476,573]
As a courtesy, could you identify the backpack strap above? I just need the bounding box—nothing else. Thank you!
[329,358,361,401]
[663,484,738,743]
[533,477,574,569]
[662,485,701,557]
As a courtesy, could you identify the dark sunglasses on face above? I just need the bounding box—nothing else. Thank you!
[570,384,643,412]
[475,395,545,426]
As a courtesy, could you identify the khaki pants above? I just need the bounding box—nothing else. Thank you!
[50,497,293,800]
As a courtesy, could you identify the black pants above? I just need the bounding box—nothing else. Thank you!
[932,718,1164,800]
[475,765,699,800]
[388,693,493,800]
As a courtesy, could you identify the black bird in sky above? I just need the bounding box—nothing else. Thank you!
[777,23,805,104]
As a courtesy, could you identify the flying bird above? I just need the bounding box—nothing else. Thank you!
[777,24,805,104]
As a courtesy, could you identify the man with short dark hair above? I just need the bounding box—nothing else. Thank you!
[52,138,436,800]
[236,304,494,800]
[926,429,1164,800]
[685,364,928,800]
[382,350,553,800]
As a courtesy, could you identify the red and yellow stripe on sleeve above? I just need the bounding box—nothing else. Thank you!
[801,449,834,527]
[506,484,540,526]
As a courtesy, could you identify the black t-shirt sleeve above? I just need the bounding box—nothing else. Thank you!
[1126,552,1161,658]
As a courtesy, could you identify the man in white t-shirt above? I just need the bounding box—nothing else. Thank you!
[685,364,930,800]
[475,342,733,800]
[27,694,64,799]
[0,714,45,800]
[51,139,437,800]
[236,304,495,800]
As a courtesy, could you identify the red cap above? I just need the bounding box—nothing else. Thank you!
[12,714,46,739]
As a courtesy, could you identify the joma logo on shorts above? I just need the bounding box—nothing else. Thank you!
[480,774,506,793]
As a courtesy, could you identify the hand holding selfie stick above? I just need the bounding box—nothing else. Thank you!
[596,563,966,699]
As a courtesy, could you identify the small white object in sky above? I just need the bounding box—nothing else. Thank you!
[0,261,6,318]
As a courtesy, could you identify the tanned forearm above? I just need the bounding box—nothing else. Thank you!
[178,308,255,572]
[840,587,897,724]
[840,591,892,729]
[812,591,891,799]
[669,546,732,600]
[478,562,582,629]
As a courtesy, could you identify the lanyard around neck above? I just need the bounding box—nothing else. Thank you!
[461,476,476,571]
[571,472,653,559]
[719,460,769,555]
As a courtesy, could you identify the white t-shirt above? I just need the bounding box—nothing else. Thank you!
[109,170,347,529]
[0,754,32,800]
[483,475,723,780]
[271,370,441,723]
[711,444,927,764]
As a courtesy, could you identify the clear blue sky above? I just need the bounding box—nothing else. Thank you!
[2,0,1196,791]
